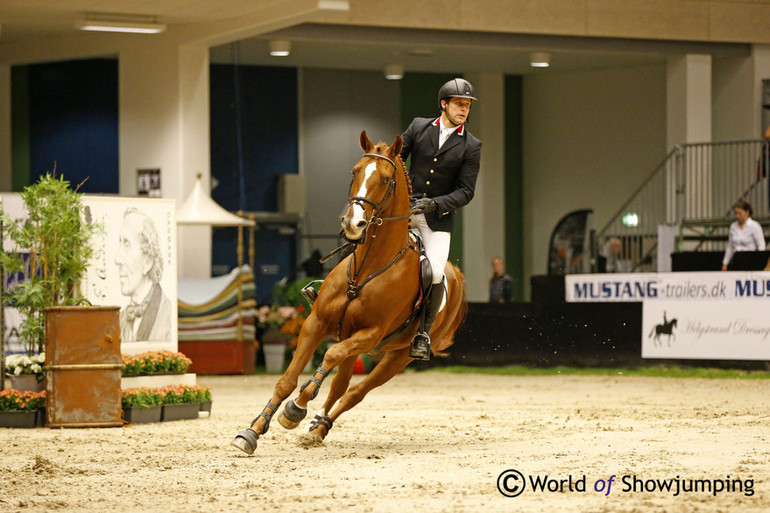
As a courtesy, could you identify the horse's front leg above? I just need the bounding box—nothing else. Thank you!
[285,354,356,431]
[307,347,412,442]
[289,328,379,414]
[231,314,325,455]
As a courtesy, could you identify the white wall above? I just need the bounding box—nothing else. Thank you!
[300,68,401,257]
[522,64,667,298]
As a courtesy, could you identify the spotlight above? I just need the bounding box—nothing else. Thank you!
[269,39,291,57]
[384,64,404,80]
[530,52,551,68]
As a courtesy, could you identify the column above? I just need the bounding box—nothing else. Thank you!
[463,72,505,302]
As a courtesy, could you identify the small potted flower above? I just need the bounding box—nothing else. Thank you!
[197,385,213,414]
[121,387,164,424]
[121,351,192,377]
[257,305,296,372]
[159,384,209,422]
[0,389,46,428]
[3,353,46,392]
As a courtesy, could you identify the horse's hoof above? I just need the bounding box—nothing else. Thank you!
[297,431,325,447]
[230,428,258,455]
[277,400,307,430]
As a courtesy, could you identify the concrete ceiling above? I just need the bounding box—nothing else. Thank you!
[0,1,752,75]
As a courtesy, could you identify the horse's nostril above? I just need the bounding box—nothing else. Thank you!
[356,220,367,229]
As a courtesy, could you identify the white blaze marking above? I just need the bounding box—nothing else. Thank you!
[350,162,377,228]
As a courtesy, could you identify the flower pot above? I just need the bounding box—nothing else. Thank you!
[0,410,38,429]
[262,344,287,373]
[199,401,212,413]
[161,403,200,422]
[36,409,47,427]
[122,405,162,424]
[7,374,45,392]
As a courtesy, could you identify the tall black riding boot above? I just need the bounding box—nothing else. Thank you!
[410,282,444,360]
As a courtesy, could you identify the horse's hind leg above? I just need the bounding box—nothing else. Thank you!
[306,347,412,442]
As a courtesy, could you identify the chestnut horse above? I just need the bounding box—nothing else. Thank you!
[231,131,467,455]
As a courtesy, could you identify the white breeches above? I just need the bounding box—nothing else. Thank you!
[410,214,451,284]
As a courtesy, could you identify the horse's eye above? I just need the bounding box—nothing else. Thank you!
[381,177,390,185]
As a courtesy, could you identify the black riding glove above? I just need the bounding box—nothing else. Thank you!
[412,198,437,215]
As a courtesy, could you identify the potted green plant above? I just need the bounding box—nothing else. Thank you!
[0,389,46,428]
[121,387,164,424]
[1,173,122,428]
[3,353,46,392]
[0,173,102,355]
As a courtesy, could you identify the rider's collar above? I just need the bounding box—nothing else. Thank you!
[433,117,464,135]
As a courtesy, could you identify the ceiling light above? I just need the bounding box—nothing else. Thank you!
[530,52,551,68]
[384,64,404,80]
[76,14,166,34]
[269,39,291,57]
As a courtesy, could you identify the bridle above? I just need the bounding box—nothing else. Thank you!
[329,150,419,342]
[345,152,401,242]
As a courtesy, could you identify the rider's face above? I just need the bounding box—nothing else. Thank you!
[441,97,471,127]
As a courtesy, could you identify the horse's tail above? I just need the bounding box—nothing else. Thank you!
[431,263,468,357]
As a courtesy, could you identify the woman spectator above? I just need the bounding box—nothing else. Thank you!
[721,200,766,271]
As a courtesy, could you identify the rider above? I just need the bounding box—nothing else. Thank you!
[402,78,482,360]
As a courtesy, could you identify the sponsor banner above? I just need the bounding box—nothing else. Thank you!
[642,300,770,360]
[565,271,770,303]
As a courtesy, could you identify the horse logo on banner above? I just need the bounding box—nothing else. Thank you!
[649,311,677,347]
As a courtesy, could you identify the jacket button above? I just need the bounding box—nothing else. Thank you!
[426,181,430,185]
[430,170,434,174]
[433,158,437,162]
[422,193,427,198]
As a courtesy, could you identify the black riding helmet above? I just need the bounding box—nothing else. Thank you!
[438,78,478,110]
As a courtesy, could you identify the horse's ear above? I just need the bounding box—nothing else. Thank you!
[360,130,374,152]
[389,134,403,159]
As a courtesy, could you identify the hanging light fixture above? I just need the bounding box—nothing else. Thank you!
[530,52,551,68]
[269,39,291,56]
[384,64,404,80]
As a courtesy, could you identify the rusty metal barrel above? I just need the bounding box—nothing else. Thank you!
[44,306,123,428]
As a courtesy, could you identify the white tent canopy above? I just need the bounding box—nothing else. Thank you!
[176,174,255,227]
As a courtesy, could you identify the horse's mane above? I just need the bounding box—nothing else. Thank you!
[372,141,413,196]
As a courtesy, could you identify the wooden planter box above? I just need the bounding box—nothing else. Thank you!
[45,306,123,428]
[122,405,162,424]
[161,403,200,422]
[0,410,39,429]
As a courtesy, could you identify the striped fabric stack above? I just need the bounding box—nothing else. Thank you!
[177,265,256,346]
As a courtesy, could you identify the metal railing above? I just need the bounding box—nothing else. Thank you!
[596,139,769,271]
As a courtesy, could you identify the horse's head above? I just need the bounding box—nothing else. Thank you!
[341,130,404,241]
